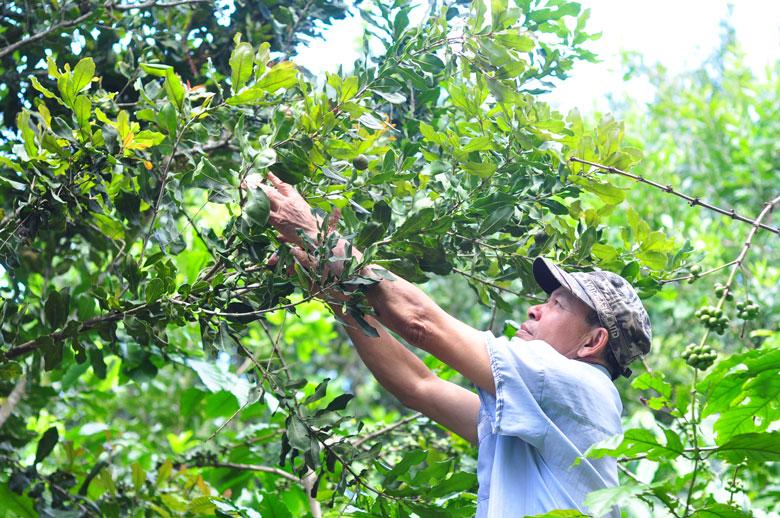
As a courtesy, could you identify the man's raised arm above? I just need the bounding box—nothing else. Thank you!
[246,173,495,393]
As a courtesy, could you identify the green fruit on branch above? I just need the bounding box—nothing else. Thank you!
[736,299,760,320]
[352,154,369,170]
[682,343,717,370]
[714,282,733,300]
[240,186,270,240]
[695,304,728,333]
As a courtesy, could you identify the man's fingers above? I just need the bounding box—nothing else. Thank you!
[241,173,264,190]
[266,171,295,195]
[289,246,312,268]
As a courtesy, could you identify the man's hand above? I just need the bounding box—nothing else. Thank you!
[242,172,363,292]
[242,172,320,247]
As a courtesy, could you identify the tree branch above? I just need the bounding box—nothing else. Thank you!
[570,157,780,236]
[107,0,211,11]
[0,376,26,429]
[0,11,93,59]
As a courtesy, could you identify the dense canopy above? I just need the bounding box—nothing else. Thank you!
[0,1,778,516]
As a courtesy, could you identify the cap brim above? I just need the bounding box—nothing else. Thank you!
[532,257,597,312]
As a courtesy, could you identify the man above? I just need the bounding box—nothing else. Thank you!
[249,173,652,517]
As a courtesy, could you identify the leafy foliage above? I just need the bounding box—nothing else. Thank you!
[0,1,776,517]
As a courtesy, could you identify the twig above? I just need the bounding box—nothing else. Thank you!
[570,157,780,236]
[659,260,738,285]
[0,376,26,429]
[3,303,149,360]
[302,468,322,518]
[352,413,422,448]
[452,267,525,297]
[201,461,300,483]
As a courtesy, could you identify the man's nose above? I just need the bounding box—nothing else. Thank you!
[528,304,542,321]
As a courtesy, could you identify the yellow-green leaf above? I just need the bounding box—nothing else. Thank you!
[257,62,298,93]
[341,76,359,102]
[225,85,266,105]
[72,57,95,94]
[229,42,254,93]
[140,63,173,77]
[30,76,59,101]
[74,95,91,129]
[164,71,185,110]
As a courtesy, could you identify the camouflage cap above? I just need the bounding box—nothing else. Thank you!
[532,257,652,378]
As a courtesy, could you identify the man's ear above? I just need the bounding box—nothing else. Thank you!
[576,327,609,360]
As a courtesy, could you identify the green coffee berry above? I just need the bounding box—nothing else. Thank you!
[352,154,369,170]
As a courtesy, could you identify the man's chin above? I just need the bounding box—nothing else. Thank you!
[514,328,534,340]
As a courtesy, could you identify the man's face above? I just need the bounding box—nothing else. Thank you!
[515,287,596,358]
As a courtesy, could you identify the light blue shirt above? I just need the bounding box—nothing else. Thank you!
[476,332,622,517]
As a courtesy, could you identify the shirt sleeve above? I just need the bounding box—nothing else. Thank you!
[477,331,553,449]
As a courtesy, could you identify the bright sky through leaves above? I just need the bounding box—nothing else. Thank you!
[294,0,780,113]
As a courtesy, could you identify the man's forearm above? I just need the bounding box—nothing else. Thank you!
[358,264,495,393]
[331,307,433,408]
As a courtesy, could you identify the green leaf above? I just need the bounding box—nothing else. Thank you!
[0,361,23,380]
[132,463,146,493]
[230,42,255,93]
[34,426,59,464]
[304,378,330,404]
[427,472,477,498]
[157,102,177,135]
[188,496,216,514]
[0,483,36,517]
[341,76,359,102]
[462,160,497,178]
[140,63,173,77]
[460,135,493,153]
[395,207,435,238]
[133,130,166,148]
[39,336,62,371]
[357,113,385,130]
[186,358,250,406]
[700,346,780,441]
[164,71,185,110]
[225,85,266,105]
[156,459,173,488]
[89,347,107,380]
[325,393,353,412]
[691,504,753,518]
[30,76,59,100]
[373,89,406,104]
[258,495,293,518]
[585,179,626,205]
[71,57,95,94]
[714,431,780,463]
[287,415,309,450]
[17,111,37,159]
[584,483,644,517]
[145,278,165,304]
[257,62,298,92]
[92,212,125,240]
[45,290,68,329]
[494,32,535,51]
[585,428,683,461]
[528,512,588,518]
[631,371,672,400]
[479,205,513,235]
[243,187,270,228]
